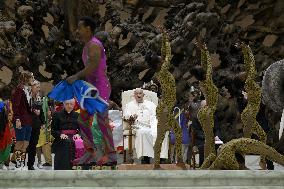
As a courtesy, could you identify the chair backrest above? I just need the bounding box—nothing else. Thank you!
[121,89,158,111]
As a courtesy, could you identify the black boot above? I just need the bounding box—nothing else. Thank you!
[141,156,150,164]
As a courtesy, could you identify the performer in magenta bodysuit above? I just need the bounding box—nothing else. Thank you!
[67,16,116,166]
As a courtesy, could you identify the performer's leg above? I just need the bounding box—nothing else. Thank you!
[97,110,117,163]
[170,114,183,164]
[154,107,167,168]
[154,129,166,167]
[254,123,267,169]
[241,109,253,138]
[203,110,216,159]
[77,110,101,165]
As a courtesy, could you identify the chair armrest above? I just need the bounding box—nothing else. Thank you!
[123,129,136,135]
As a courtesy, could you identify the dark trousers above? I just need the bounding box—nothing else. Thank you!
[27,127,40,167]
[198,145,204,167]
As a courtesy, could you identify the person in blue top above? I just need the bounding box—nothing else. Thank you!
[170,107,191,163]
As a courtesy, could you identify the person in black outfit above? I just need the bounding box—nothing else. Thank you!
[27,81,44,170]
[191,112,221,167]
[51,99,80,170]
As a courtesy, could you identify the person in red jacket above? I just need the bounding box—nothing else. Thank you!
[11,72,34,170]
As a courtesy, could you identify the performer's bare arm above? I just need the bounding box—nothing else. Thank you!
[66,44,101,84]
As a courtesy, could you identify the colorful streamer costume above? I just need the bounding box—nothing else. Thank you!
[48,80,110,165]
[0,100,12,164]
[78,36,116,165]
[49,36,116,166]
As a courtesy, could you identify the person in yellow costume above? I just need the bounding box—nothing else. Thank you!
[36,103,53,168]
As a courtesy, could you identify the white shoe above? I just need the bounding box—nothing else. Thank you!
[0,164,8,170]
[8,165,15,170]
[14,165,22,171]
[2,165,8,170]
[37,163,43,169]
[21,165,28,170]
[215,136,223,144]
[14,160,22,170]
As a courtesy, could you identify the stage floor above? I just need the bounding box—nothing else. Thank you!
[5,154,282,171]
[117,163,191,170]
[2,155,284,188]
[1,170,284,189]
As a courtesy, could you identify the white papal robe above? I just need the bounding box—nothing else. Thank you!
[124,100,169,159]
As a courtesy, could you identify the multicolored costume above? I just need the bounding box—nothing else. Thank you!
[0,99,12,165]
[48,79,110,165]
[36,97,53,166]
[78,36,116,165]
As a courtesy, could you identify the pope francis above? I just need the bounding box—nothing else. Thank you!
[123,88,169,163]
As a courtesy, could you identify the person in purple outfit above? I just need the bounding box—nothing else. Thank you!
[66,16,116,166]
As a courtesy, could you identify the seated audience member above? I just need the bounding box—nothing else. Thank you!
[51,99,80,170]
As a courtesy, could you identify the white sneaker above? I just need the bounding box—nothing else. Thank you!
[8,165,15,170]
[21,165,28,170]
[0,164,8,170]
[14,166,22,171]
[215,136,223,144]
[14,161,22,170]
[37,163,43,169]
[2,165,8,170]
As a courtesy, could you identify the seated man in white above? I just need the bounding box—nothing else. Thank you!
[123,88,168,164]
